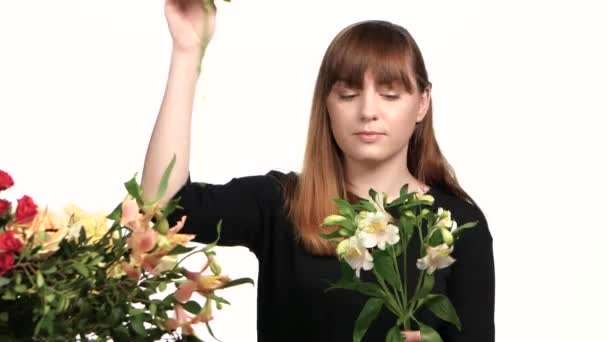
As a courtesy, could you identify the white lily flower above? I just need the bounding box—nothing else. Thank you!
[416,243,456,274]
[336,236,374,277]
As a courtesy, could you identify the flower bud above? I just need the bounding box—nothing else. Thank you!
[440,228,454,246]
[415,193,435,204]
[336,239,350,257]
[157,219,169,234]
[322,215,348,226]
[209,255,222,275]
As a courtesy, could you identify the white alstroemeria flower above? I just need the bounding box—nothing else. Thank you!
[416,243,456,274]
[436,208,456,230]
[336,236,374,277]
[357,212,400,250]
[355,192,400,250]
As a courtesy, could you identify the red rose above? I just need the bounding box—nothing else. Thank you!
[0,252,15,276]
[15,195,37,223]
[0,231,22,253]
[0,199,10,216]
[0,170,14,191]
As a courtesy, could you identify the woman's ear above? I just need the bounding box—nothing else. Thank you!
[416,86,432,123]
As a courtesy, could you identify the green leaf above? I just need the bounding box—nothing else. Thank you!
[338,206,355,220]
[130,314,146,336]
[14,284,27,293]
[0,277,9,288]
[1,290,16,300]
[183,300,202,315]
[0,312,8,322]
[167,245,196,256]
[220,277,255,290]
[360,200,376,212]
[150,154,176,204]
[385,326,403,342]
[353,297,384,342]
[452,221,479,238]
[415,272,435,300]
[400,216,415,244]
[36,271,45,288]
[129,308,145,316]
[107,202,122,221]
[419,320,443,342]
[427,228,443,246]
[332,261,356,288]
[73,262,90,277]
[425,294,461,331]
[42,265,57,274]
[125,175,144,205]
[206,322,219,341]
[158,281,167,292]
[372,250,401,291]
[355,282,385,298]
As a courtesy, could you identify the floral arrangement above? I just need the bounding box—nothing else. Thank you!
[321,186,478,341]
[0,157,252,341]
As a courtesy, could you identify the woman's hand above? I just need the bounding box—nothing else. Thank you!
[165,0,217,54]
[402,330,422,342]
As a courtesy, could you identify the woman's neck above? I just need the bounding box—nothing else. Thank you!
[344,157,428,202]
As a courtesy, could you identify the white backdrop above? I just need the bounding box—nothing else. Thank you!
[1,0,607,341]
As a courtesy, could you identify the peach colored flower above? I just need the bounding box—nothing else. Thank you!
[120,197,140,227]
[27,209,68,256]
[127,227,158,256]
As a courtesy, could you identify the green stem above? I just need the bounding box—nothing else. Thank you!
[373,273,402,317]
[170,247,206,272]
[401,228,411,331]
[389,246,405,310]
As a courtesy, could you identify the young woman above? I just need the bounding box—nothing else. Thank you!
[142,1,495,341]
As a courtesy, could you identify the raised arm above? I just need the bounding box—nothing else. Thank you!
[141,0,217,204]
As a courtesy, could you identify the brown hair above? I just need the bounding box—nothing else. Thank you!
[282,20,473,255]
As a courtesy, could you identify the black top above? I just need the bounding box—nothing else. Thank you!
[167,170,495,342]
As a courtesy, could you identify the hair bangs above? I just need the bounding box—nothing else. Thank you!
[325,21,416,93]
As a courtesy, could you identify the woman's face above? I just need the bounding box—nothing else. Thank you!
[326,70,430,166]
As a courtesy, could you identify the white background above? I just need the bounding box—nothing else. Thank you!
[1,0,607,341]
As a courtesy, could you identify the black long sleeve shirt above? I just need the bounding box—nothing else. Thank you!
[168,170,495,341]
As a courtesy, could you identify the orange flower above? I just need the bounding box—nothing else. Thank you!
[26,209,68,256]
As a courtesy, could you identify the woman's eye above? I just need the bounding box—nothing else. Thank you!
[382,94,401,100]
[338,94,357,100]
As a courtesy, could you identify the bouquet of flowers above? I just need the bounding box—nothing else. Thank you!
[0,157,252,341]
[321,186,478,341]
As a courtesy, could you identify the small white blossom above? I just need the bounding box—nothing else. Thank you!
[337,236,374,277]
[416,243,456,274]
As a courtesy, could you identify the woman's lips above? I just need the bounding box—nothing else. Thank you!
[355,132,384,143]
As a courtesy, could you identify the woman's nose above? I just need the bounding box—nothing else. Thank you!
[359,91,379,121]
